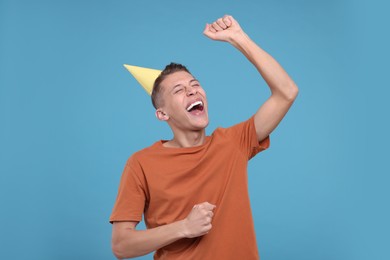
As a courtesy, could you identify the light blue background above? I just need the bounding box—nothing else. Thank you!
[1,0,389,259]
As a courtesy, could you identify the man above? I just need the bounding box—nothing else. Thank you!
[110,15,298,259]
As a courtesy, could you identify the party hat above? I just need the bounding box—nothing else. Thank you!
[123,64,162,95]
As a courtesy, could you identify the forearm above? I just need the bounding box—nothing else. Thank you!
[229,32,298,100]
[112,202,215,259]
[112,220,185,259]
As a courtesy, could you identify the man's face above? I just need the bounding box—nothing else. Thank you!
[157,71,209,131]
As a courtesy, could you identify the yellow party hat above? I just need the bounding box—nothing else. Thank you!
[123,64,162,95]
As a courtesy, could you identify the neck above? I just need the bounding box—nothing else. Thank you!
[164,129,206,148]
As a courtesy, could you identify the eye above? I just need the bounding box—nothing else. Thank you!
[192,83,200,87]
[174,88,184,94]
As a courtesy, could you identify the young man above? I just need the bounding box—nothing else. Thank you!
[110,15,298,259]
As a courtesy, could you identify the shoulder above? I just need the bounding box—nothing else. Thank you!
[125,141,161,166]
[212,117,255,137]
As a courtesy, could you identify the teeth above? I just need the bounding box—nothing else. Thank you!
[187,101,203,111]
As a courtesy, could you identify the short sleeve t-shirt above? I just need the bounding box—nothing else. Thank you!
[110,116,270,259]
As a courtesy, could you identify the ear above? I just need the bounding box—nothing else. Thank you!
[155,109,169,121]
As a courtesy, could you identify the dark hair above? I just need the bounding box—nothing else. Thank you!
[151,62,191,109]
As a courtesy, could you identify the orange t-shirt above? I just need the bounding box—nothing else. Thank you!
[110,116,270,259]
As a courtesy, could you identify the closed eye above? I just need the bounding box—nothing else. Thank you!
[174,88,184,94]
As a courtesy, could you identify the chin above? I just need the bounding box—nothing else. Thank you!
[192,119,209,130]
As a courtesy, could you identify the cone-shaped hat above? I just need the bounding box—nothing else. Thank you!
[124,64,162,95]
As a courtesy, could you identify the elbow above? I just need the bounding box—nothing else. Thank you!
[112,241,134,260]
[112,241,143,259]
[284,82,299,102]
[112,224,143,259]
[112,242,126,259]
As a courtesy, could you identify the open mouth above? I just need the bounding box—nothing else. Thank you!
[186,100,204,113]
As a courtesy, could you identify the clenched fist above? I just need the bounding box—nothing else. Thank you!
[203,15,244,42]
[181,202,216,238]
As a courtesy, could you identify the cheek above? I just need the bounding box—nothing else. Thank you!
[167,97,184,112]
[200,90,207,102]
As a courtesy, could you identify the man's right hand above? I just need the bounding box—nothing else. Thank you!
[181,202,216,238]
[112,202,217,258]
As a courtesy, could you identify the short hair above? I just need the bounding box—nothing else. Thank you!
[151,62,191,109]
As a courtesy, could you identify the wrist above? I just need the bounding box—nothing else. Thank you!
[175,219,189,239]
[228,30,250,47]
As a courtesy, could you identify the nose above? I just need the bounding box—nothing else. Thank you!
[186,85,197,96]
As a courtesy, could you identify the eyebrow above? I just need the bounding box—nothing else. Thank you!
[171,79,199,90]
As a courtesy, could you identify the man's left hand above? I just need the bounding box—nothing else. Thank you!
[203,15,244,42]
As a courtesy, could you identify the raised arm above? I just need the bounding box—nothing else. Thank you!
[203,15,299,141]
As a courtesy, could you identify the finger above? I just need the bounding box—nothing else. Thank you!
[222,15,232,27]
[205,223,212,232]
[204,23,217,34]
[203,24,219,41]
[202,209,214,218]
[211,22,223,31]
[216,18,228,29]
[201,202,216,211]
[199,224,212,235]
[197,203,214,212]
